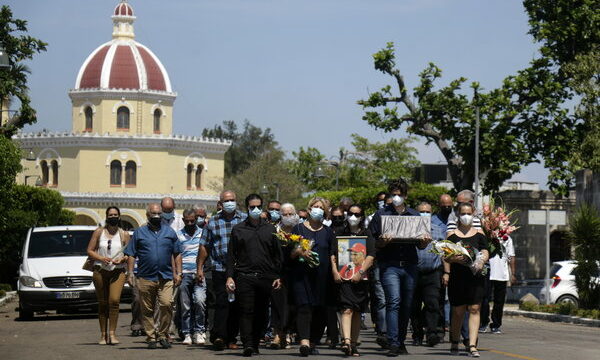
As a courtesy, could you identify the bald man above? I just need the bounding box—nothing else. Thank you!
[161,197,185,232]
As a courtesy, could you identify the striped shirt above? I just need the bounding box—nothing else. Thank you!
[177,226,202,274]
[446,211,482,232]
[200,210,247,272]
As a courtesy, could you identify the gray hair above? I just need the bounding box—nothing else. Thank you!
[193,203,207,211]
[182,208,196,217]
[457,190,475,202]
[281,203,296,213]
[220,190,236,201]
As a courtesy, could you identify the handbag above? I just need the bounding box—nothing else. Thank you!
[82,228,127,271]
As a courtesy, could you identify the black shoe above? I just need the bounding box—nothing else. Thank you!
[412,338,423,346]
[147,341,157,349]
[387,345,400,357]
[376,335,389,350]
[243,347,254,357]
[159,338,171,349]
[252,348,259,355]
[399,344,409,355]
[426,334,440,347]
[309,347,320,355]
[299,345,310,357]
[213,338,225,351]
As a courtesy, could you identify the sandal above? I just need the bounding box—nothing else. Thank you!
[351,344,360,357]
[468,345,481,357]
[341,338,351,356]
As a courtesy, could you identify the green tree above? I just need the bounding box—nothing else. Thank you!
[288,147,327,191]
[358,42,573,195]
[202,119,278,179]
[568,204,600,309]
[0,5,47,136]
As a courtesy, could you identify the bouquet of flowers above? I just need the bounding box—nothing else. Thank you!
[430,240,487,275]
[482,199,519,258]
[275,230,320,268]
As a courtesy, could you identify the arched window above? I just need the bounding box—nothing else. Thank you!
[40,160,49,186]
[195,165,203,189]
[125,161,136,186]
[186,163,193,190]
[153,109,161,133]
[84,106,93,131]
[110,160,122,186]
[50,160,59,187]
[116,106,130,130]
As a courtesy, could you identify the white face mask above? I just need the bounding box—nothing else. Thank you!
[392,195,404,207]
[460,214,474,225]
[347,215,361,227]
[281,214,299,227]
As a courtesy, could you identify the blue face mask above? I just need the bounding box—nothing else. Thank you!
[222,201,237,213]
[310,207,324,221]
[196,217,205,226]
[377,200,385,209]
[249,207,262,219]
[269,210,281,221]
[161,211,174,221]
[420,212,431,217]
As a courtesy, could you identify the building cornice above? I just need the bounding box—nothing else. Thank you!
[13,131,232,154]
[61,191,219,208]
[68,88,177,103]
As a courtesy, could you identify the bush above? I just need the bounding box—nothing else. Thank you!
[0,290,5,298]
[519,302,600,319]
[0,283,11,292]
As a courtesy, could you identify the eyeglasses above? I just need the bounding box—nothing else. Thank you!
[249,206,261,211]
[348,212,362,217]
[268,208,280,212]
[107,239,112,255]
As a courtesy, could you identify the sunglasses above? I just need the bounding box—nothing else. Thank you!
[348,212,362,217]
[268,208,280,211]
[249,206,261,211]
[107,239,112,255]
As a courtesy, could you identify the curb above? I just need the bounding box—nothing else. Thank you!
[504,309,600,327]
[0,291,17,308]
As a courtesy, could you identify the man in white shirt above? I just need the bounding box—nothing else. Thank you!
[161,197,185,232]
[480,236,516,334]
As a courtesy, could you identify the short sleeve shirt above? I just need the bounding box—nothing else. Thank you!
[124,224,182,281]
[489,236,515,281]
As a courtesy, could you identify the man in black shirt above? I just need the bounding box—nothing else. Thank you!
[226,194,283,357]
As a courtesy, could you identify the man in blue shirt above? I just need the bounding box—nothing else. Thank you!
[197,190,247,351]
[369,179,431,356]
[126,203,182,349]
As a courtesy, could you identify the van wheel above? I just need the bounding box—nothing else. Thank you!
[18,304,34,320]
[556,295,578,307]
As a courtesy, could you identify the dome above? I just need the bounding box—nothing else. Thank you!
[73,1,173,93]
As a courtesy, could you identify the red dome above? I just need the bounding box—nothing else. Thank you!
[114,1,134,17]
[75,40,172,92]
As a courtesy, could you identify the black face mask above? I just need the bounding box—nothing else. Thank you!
[106,217,119,226]
[332,216,345,226]
[148,216,161,227]
[440,206,453,216]
[185,224,196,233]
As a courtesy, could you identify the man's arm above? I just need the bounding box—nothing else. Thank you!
[196,245,208,282]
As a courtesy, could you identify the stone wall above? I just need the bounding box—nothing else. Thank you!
[497,190,577,279]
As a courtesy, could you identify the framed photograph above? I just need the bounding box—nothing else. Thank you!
[336,236,369,281]
[381,215,431,243]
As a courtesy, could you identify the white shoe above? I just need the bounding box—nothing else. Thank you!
[193,332,206,345]
[182,334,192,345]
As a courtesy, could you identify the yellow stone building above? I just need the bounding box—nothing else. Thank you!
[13,1,229,229]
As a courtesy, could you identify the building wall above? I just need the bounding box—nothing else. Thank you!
[576,169,600,211]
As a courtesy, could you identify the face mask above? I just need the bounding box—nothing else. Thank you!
[269,210,281,221]
[460,214,474,225]
[249,207,262,219]
[420,212,431,217]
[332,216,345,226]
[185,224,197,233]
[106,217,119,226]
[377,200,385,209]
[196,217,205,226]
[440,206,452,216]
[310,207,324,221]
[281,214,299,227]
[299,217,307,222]
[347,215,361,227]
[392,195,404,207]
[161,211,174,221]
[148,216,161,227]
[222,201,237,213]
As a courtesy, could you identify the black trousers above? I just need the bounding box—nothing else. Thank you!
[410,269,442,340]
[270,283,288,331]
[480,278,508,329]
[237,274,273,349]
[297,305,328,344]
[210,271,239,343]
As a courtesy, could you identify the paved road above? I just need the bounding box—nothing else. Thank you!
[1,297,599,360]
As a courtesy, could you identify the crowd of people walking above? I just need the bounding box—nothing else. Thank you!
[86,178,516,357]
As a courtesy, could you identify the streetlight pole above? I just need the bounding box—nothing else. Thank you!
[474,91,480,208]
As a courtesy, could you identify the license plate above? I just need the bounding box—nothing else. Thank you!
[55,292,80,299]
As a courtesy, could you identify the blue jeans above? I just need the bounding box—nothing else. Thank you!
[179,273,207,335]
[370,266,387,334]
[379,262,417,347]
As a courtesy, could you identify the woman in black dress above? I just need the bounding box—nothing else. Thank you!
[290,197,334,357]
[442,202,489,357]
[331,205,375,357]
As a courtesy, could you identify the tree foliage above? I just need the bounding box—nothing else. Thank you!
[0,5,47,137]
[568,204,600,309]
[202,119,278,179]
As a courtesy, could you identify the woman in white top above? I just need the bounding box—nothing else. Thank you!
[86,206,130,345]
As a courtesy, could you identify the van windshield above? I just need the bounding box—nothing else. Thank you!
[28,230,94,258]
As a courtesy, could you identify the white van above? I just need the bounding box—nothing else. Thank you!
[17,225,131,319]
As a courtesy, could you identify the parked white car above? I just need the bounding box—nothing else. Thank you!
[538,260,600,307]
[17,225,131,320]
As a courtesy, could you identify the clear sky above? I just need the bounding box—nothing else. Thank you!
[7,0,549,187]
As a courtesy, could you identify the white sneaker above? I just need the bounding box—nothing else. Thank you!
[182,334,192,345]
[193,332,206,345]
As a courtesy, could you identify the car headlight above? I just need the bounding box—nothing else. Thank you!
[20,276,43,288]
